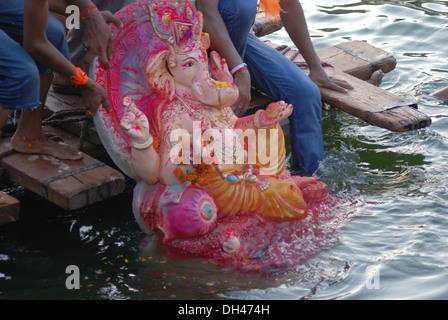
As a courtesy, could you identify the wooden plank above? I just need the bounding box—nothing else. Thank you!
[250,40,397,109]
[309,40,397,80]
[250,40,431,131]
[0,139,126,211]
[252,14,396,77]
[0,191,20,226]
[264,39,397,79]
[320,67,431,131]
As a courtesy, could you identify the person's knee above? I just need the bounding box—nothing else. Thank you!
[298,78,321,103]
[286,79,321,114]
[10,56,40,96]
[2,58,40,109]
[219,0,257,30]
[232,0,257,21]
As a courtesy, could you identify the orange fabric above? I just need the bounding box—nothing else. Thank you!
[259,0,280,16]
[69,64,88,87]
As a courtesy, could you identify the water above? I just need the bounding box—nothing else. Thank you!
[1,1,448,300]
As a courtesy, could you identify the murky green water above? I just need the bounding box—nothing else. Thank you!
[1,1,448,300]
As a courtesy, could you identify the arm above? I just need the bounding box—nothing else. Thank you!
[233,101,293,131]
[196,0,252,116]
[23,0,110,113]
[279,0,353,93]
[120,97,160,185]
[50,0,122,68]
[48,0,70,16]
[67,0,123,68]
[24,0,73,78]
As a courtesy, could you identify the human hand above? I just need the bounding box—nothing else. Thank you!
[232,68,252,117]
[80,78,111,116]
[309,65,354,93]
[82,10,123,69]
[254,101,293,128]
[120,96,152,146]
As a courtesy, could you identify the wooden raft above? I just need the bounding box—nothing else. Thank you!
[0,138,125,211]
[252,40,431,132]
[44,90,103,148]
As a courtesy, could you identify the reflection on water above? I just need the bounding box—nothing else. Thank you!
[1,1,448,300]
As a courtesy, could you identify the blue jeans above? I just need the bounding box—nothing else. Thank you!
[0,0,70,110]
[218,0,325,175]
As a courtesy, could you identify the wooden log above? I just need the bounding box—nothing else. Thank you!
[0,139,126,211]
[0,191,20,226]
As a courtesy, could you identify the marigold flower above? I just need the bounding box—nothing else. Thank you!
[173,168,183,178]
[153,136,160,150]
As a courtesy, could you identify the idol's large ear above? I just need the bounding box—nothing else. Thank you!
[145,49,176,101]
[201,32,210,50]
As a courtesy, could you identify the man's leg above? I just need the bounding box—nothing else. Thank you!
[3,10,83,160]
[244,34,324,175]
[217,0,257,57]
[0,29,40,134]
[11,73,83,160]
[217,0,324,175]
[0,29,40,110]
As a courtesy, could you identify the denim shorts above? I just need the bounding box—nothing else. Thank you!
[0,0,70,110]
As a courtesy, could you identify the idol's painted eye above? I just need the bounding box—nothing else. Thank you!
[181,57,198,68]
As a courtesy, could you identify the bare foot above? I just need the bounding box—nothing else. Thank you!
[367,70,384,86]
[11,134,83,161]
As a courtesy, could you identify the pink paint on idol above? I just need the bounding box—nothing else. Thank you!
[91,0,336,271]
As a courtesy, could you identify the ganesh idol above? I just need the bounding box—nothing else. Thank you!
[92,0,329,260]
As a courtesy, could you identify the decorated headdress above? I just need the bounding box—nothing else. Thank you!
[92,0,208,179]
[149,0,208,68]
